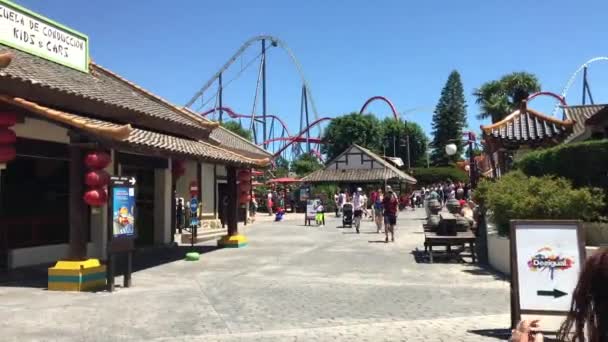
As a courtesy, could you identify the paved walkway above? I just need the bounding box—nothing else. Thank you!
[0,209,511,341]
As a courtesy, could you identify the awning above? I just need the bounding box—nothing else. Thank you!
[0,95,270,168]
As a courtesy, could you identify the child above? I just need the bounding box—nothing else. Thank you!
[315,201,325,227]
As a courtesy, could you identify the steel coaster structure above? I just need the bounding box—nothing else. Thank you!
[185,35,326,161]
[186,36,407,162]
[550,56,608,115]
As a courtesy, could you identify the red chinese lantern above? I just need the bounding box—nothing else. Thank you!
[0,112,17,127]
[238,172,251,182]
[83,187,108,207]
[0,145,16,163]
[172,160,186,178]
[0,128,16,144]
[239,182,252,192]
[239,193,251,204]
[84,151,111,170]
[85,170,110,187]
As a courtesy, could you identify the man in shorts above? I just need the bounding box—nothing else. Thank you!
[382,185,398,243]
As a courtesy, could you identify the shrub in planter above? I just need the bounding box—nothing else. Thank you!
[474,171,604,236]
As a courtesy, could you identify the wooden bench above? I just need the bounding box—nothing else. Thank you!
[180,228,228,244]
[424,231,477,264]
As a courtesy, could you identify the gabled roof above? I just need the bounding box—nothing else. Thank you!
[301,144,416,184]
[481,101,574,147]
[562,104,608,142]
[0,47,216,140]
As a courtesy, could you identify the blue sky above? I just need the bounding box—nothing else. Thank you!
[12,0,608,143]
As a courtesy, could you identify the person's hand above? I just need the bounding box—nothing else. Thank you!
[510,320,543,342]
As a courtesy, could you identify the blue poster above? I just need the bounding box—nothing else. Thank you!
[112,186,136,238]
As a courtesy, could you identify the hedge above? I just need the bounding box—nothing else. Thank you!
[515,139,608,189]
[474,171,604,236]
[410,167,468,185]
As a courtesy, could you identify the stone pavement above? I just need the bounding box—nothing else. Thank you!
[0,209,511,341]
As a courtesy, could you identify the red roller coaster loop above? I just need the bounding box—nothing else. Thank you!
[359,96,400,120]
[526,91,568,106]
[272,117,333,158]
[200,106,293,137]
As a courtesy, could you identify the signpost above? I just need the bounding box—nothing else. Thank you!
[510,220,585,332]
[305,199,320,226]
[0,0,89,72]
[107,176,137,292]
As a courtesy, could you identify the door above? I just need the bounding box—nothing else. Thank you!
[217,183,228,227]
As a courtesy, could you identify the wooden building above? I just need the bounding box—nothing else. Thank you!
[0,46,269,271]
[301,144,416,189]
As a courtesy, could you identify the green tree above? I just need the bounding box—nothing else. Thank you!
[474,72,541,123]
[321,112,383,159]
[273,156,290,178]
[430,71,468,166]
[381,118,429,168]
[221,120,252,141]
[291,153,323,176]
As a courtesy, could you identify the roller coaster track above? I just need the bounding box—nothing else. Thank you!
[185,35,319,121]
[527,91,567,106]
[359,96,400,120]
[200,106,292,138]
[272,117,333,158]
[554,56,608,114]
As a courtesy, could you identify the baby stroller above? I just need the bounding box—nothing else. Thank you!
[342,203,354,228]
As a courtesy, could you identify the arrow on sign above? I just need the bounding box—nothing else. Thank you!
[129,177,136,185]
[537,289,568,298]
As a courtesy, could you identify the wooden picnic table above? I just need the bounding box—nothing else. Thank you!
[424,231,477,264]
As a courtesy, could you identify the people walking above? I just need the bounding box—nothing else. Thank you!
[373,191,384,233]
[382,186,398,243]
[353,187,364,233]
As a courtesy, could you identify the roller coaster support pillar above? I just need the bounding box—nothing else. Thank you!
[219,73,224,123]
[262,39,268,149]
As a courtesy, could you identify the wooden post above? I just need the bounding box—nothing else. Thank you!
[68,142,87,260]
[226,166,238,236]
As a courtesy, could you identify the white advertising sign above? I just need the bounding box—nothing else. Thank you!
[511,221,584,327]
[306,199,320,220]
[0,0,88,72]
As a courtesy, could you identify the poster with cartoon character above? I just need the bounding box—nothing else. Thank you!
[112,186,136,238]
[513,222,583,313]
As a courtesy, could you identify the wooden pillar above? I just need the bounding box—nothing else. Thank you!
[68,143,87,260]
[226,166,238,236]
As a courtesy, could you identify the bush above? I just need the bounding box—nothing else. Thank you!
[312,183,339,212]
[515,139,608,189]
[410,166,468,185]
[474,171,604,236]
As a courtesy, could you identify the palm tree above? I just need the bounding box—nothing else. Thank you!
[474,72,541,123]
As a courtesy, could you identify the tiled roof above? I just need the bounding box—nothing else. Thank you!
[563,104,608,142]
[301,144,416,184]
[0,96,270,167]
[481,102,574,145]
[0,47,215,137]
[301,168,414,183]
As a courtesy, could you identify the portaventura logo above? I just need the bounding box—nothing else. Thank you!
[527,247,574,280]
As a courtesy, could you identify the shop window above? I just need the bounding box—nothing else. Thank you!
[0,156,70,248]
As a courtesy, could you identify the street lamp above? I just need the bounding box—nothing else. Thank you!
[445,143,458,156]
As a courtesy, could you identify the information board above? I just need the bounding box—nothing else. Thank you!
[109,176,137,239]
[306,199,320,220]
[0,0,89,72]
[510,220,585,328]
